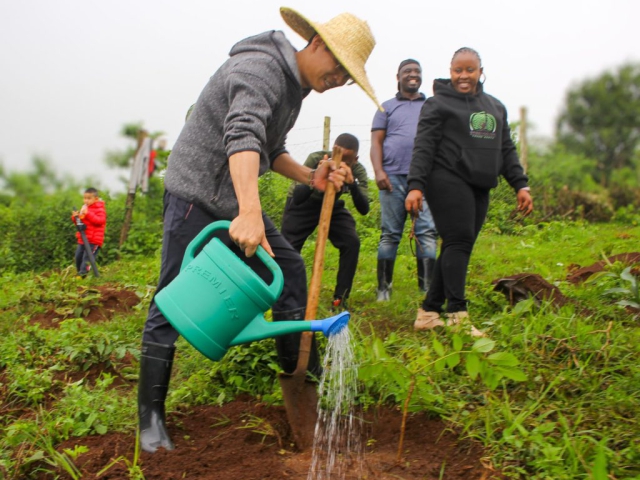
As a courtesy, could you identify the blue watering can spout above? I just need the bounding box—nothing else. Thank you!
[230,311,351,347]
[310,311,350,337]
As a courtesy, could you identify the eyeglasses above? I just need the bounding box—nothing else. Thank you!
[327,49,355,86]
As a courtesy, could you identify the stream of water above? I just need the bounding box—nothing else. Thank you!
[307,327,364,480]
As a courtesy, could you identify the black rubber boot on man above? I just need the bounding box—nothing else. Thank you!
[418,258,436,293]
[376,259,395,302]
[138,342,175,453]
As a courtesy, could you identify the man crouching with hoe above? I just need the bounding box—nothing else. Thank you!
[137,7,382,453]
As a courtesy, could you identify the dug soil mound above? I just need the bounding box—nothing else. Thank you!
[492,273,570,308]
[43,398,503,479]
[28,285,140,328]
[566,252,640,284]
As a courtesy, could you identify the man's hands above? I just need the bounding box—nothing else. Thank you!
[229,212,273,258]
[312,156,348,192]
[343,163,354,185]
[228,151,272,258]
[228,149,351,258]
[375,170,392,191]
[370,130,390,191]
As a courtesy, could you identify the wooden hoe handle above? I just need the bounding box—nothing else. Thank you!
[295,146,344,372]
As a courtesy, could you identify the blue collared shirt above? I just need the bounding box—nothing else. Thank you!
[371,92,427,175]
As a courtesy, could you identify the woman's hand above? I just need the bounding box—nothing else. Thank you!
[516,188,533,215]
[405,189,424,216]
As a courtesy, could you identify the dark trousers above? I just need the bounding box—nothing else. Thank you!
[143,191,307,345]
[75,244,100,276]
[281,198,360,300]
[422,169,490,313]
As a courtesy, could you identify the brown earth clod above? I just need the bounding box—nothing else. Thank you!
[493,273,570,308]
[566,252,640,284]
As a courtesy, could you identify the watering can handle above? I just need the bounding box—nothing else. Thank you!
[181,220,231,270]
[180,220,284,295]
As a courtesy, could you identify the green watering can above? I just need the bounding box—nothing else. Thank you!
[154,220,349,361]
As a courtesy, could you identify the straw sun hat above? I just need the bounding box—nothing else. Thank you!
[280,7,382,111]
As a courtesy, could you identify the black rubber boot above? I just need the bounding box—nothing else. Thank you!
[273,307,322,379]
[418,258,436,293]
[138,342,175,453]
[376,259,395,302]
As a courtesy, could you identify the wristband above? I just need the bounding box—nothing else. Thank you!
[519,186,531,192]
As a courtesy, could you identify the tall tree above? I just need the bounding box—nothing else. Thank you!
[556,63,640,186]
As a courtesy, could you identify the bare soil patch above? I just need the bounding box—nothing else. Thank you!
[493,273,570,308]
[51,353,137,389]
[18,284,506,479]
[566,252,640,284]
[28,285,140,329]
[41,398,503,479]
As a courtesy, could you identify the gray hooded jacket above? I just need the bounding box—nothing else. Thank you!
[164,30,305,219]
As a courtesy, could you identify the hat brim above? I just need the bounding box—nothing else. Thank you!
[281,7,383,111]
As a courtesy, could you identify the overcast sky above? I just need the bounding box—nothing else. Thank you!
[1,0,638,193]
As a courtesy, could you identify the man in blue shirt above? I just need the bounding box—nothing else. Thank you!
[370,59,438,301]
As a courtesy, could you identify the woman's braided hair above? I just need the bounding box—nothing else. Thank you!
[451,47,482,67]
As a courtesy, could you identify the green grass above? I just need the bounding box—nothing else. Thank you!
[1,221,639,479]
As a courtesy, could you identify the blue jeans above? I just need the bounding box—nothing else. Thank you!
[378,174,437,260]
[75,243,100,277]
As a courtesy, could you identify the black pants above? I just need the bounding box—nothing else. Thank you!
[75,244,100,277]
[143,191,307,345]
[422,169,489,313]
[281,197,360,300]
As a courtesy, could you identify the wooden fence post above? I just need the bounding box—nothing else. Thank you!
[323,116,331,151]
[119,130,148,251]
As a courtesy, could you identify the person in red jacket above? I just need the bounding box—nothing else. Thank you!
[72,188,106,277]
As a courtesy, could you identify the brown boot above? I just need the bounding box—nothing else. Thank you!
[446,311,486,338]
[414,308,444,331]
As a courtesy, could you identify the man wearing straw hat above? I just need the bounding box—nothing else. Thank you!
[137,7,381,454]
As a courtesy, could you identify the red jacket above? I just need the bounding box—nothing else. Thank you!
[75,201,107,246]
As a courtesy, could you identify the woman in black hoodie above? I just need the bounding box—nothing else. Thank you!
[406,47,533,337]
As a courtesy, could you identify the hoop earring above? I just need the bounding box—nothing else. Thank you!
[480,72,486,84]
